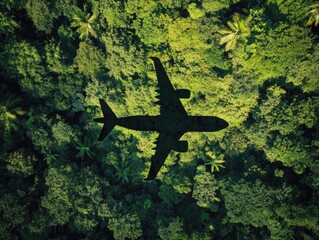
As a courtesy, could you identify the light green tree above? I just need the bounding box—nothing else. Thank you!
[74,40,104,77]
[71,5,96,40]
[219,13,251,51]
[204,151,225,172]
[187,3,205,20]
[192,166,220,209]
[0,94,25,133]
[108,213,142,240]
[307,2,319,27]
[6,149,36,176]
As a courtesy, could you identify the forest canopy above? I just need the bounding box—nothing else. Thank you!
[1,0,319,239]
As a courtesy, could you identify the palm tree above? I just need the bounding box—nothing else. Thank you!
[219,13,251,52]
[0,94,25,133]
[75,142,93,160]
[307,3,319,27]
[204,152,225,173]
[71,5,96,40]
[0,94,25,154]
[114,162,132,184]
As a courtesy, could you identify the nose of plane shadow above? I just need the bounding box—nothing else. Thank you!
[219,118,229,130]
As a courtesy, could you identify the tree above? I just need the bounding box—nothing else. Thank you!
[0,94,26,152]
[108,213,142,240]
[0,12,19,37]
[51,121,75,146]
[114,161,132,184]
[132,14,171,47]
[219,13,251,52]
[102,36,145,80]
[238,24,313,83]
[307,2,319,27]
[74,40,105,78]
[202,0,229,14]
[192,166,220,209]
[0,193,27,239]
[44,40,74,75]
[1,0,319,239]
[158,218,188,240]
[2,41,55,98]
[25,0,55,33]
[75,141,93,160]
[266,0,311,24]
[0,94,25,134]
[286,44,319,92]
[264,135,312,174]
[204,152,225,173]
[6,149,36,176]
[187,3,205,20]
[275,205,319,230]
[220,179,294,239]
[71,5,96,40]
[41,165,107,231]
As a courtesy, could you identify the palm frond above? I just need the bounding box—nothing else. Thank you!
[219,33,236,45]
[227,21,238,32]
[218,29,233,34]
[225,37,237,52]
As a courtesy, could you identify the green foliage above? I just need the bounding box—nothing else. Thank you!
[133,14,171,47]
[276,205,319,230]
[158,218,188,240]
[202,0,230,13]
[0,193,27,239]
[266,0,311,23]
[108,213,142,240]
[75,141,92,160]
[240,24,312,82]
[221,179,279,227]
[221,179,296,239]
[204,152,225,172]
[168,18,210,53]
[44,40,74,74]
[74,40,105,78]
[102,36,145,80]
[286,44,319,92]
[71,5,97,40]
[41,165,74,225]
[3,41,54,97]
[114,161,132,184]
[41,165,107,230]
[53,0,76,19]
[0,94,25,133]
[192,167,220,208]
[307,2,319,27]
[1,0,319,239]
[52,121,75,144]
[25,0,55,33]
[124,0,158,19]
[187,3,205,20]
[6,149,36,176]
[0,12,19,36]
[219,13,251,51]
[265,135,311,174]
[163,169,193,194]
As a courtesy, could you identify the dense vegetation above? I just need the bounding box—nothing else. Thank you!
[1,0,319,239]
